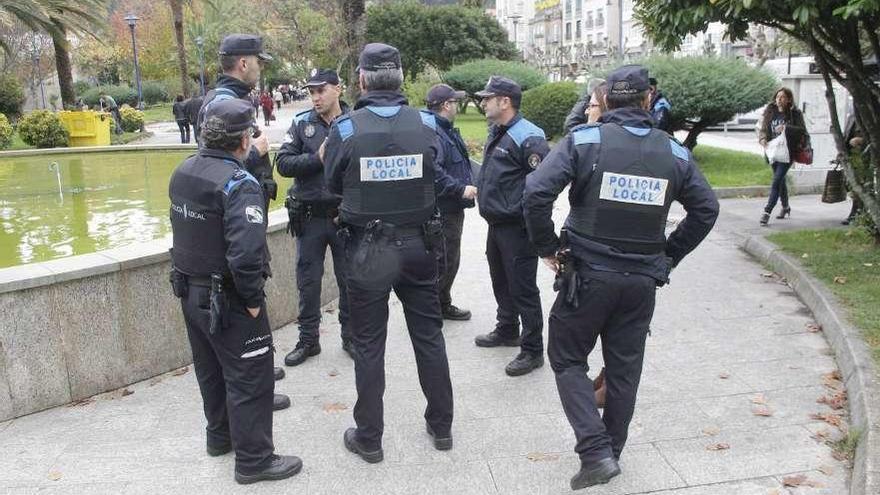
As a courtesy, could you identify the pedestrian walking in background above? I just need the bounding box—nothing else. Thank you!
[273,88,282,110]
[172,94,191,144]
[758,87,809,225]
[260,92,274,126]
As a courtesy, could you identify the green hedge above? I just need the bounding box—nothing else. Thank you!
[0,113,13,149]
[521,81,580,140]
[18,110,69,148]
[0,75,26,118]
[81,85,138,108]
[443,59,546,99]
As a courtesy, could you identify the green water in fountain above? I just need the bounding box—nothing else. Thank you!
[0,151,291,268]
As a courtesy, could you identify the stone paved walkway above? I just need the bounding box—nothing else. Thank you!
[0,196,855,494]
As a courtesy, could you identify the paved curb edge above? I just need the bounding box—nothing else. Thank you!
[739,234,880,495]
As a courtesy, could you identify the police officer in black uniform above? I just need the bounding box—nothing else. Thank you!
[169,99,302,485]
[473,76,550,377]
[196,34,288,407]
[523,65,719,490]
[323,43,467,463]
[648,77,673,134]
[276,68,354,365]
[424,84,478,321]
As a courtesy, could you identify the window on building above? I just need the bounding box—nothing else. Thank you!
[576,20,582,39]
[575,0,582,16]
[596,9,604,27]
[565,0,571,15]
[586,11,593,28]
[565,22,571,41]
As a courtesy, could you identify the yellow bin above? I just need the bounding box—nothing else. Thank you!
[59,111,112,147]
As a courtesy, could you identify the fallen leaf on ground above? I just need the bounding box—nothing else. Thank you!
[811,412,844,429]
[328,368,339,377]
[121,388,134,397]
[818,465,835,475]
[751,394,768,405]
[761,272,775,278]
[805,323,822,333]
[833,276,847,284]
[706,442,730,451]
[322,402,348,413]
[718,373,730,379]
[812,429,831,441]
[171,366,189,376]
[526,452,560,462]
[782,474,808,487]
[47,470,62,481]
[67,397,95,407]
[817,391,847,410]
[822,371,844,390]
[752,406,774,417]
[832,451,849,461]
[702,427,720,436]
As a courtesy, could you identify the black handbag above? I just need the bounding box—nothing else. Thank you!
[822,168,847,204]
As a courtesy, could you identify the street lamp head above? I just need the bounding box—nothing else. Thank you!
[124,14,139,27]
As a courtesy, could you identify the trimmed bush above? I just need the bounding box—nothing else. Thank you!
[18,110,69,148]
[521,82,581,140]
[0,114,13,149]
[443,59,546,97]
[0,75,26,118]
[403,72,443,108]
[119,105,145,132]
[81,85,138,108]
[141,81,170,105]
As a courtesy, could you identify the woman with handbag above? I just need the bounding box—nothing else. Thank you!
[758,87,809,225]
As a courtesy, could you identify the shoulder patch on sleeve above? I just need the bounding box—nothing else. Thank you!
[572,125,601,146]
[669,139,690,161]
[223,168,260,195]
[507,118,546,147]
[655,97,672,111]
[419,110,437,131]
[336,116,354,142]
[293,109,313,125]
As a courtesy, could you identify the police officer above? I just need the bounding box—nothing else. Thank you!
[323,43,466,463]
[523,65,719,490]
[169,99,303,485]
[276,68,354,365]
[648,77,673,134]
[473,76,549,377]
[196,34,288,403]
[424,83,478,321]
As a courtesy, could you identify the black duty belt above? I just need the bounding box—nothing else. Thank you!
[186,274,234,289]
[303,202,339,217]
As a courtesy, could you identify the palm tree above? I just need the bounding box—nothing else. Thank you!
[0,0,107,107]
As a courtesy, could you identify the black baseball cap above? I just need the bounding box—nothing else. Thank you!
[218,34,272,61]
[357,43,402,71]
[607,65,650,95]
[426,84,466,106]
[648,77,658,87]
[303,68,340,88]
[203,99,256,133]
[475,76,522,102]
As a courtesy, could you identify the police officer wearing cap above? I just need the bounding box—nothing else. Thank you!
[275,68,354,366]
[523,65,719,490]
[169,99,303,485]
[197,34,289,404]
[473,75,550,377]
[424,83,478,321]
[648,77,673,134]
[323,43,467,463]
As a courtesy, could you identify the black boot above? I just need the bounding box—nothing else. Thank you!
[343,428,384,463]
[234,454,303,484]
[274,367,285,381]
[273,393,291,411]
[505,352,544,377]
[442,304,472,321]
[207,441,232,457]
[284,340,321,366]
[760,211,770,226]
[570,457,621,490]
[474,330,521,348]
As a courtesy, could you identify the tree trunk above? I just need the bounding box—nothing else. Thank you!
[51,27,75,108]
[170,0,189,98]
[342,0,366,102]
[682,121,708,150]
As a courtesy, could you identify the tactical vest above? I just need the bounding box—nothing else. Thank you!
[566,124,681,254]
[340,106,435,227]
[169,155,235,276]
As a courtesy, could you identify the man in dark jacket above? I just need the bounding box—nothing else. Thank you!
[172,94,190,143]
[275,68,354,366]
[424,83,478,321]
[648,77,672,134]
[524,65,719,490]
[473,76,550,377]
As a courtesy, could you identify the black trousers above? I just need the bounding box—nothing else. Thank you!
[176,120,190,143]
[295,214,350,345]
[548,266,656,463]
[486,223,543,354]
[181,285,275,473]
[439,210,465,308]
[345,230,454,450]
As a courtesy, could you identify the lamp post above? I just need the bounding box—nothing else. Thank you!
[124,14,144,110]
[31,34,46,109]
[195,36,206,96]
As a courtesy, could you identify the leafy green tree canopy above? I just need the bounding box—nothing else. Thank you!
[443,59,546,112]
[365,2,517,80]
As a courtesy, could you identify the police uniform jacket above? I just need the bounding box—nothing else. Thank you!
[275,102,350,206]
[324,90,465,224]
[523,107,719,283]
[477,113,550,225]
[169,148,269,307]
[650,91,672,133]
[429,111,474,214]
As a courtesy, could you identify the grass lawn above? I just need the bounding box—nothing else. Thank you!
[142,102,174,124]
[692,144,772,188]
[768,228,880,361]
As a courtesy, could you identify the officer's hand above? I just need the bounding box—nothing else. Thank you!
[542,256,560,274]
[318,139,327,163]
[253,134,269,156]
[462,185,477,200]
[247,306,261,318]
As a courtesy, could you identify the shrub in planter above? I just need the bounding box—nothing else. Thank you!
[0,113,13,149]
[520,81,580,140]
[119,105,145,132]
[18,110,69,148]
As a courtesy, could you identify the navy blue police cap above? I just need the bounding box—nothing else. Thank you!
[357,43,402,71]
[607,65,650,95]
[426,84,466,106]
[218,34,272,61]
[303,68,340,88]
[475,76,522,103]
[203,99,256,134]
